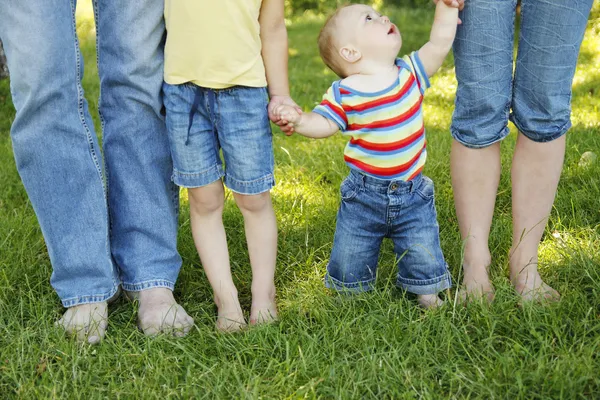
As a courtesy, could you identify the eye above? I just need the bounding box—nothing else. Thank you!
[366,15,372,21]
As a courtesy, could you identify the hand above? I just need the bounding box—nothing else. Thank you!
[433,0,464,10]
[268,95,302,135]
[274,104,302,135]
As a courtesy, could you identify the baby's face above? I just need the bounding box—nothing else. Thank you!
[336,4,402,61]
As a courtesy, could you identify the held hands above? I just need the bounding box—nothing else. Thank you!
[273,104,302,136]
[268,95,302,135]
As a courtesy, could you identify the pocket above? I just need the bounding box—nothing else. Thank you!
[340,176,359,201]
[414,175,435,201]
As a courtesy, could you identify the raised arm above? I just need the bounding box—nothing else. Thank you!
[275,106,339,139]
[418,0,460,77]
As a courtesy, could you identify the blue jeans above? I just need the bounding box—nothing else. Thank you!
[0,0,181,307]
[163,82,275,195]
[326,170,452,295]
[451,0,594,148]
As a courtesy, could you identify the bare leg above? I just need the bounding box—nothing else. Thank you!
[510,133,562,302]
[451,140,501,302]
[189,182,246,332]
[233,191,278,325]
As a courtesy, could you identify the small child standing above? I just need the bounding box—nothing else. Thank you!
[163,0,296,331]
[275,1,462,307]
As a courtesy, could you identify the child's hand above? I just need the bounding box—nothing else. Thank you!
[433,0,463,23]
[274,104,302,135]
[268,95,302,135]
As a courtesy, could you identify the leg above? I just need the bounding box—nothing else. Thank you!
[0,0,119,343]
[390,176,451,308]
[451,0,516,301]
[233,192,278,325]
[189,183,246,332]
[509,0,593,301]
[94,0,192,334]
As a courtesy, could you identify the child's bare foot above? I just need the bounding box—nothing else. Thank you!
[250,301,278,325]
[56,302,108,344]
[457,259,495,303]
[417,294,445,309]
[511,266,560,303]
[215,295,246,333]
[127,288,194,337]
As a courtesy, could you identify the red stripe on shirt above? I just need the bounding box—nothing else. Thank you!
[342,75,415,113]
[319,99,348,124]
[349,124,424,151]
[347,96,423,131]
[343,141,426,176]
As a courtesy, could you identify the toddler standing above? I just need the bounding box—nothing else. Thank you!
[163,0,296,331]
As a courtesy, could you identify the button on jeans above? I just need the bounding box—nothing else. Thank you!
[0,0,182,307]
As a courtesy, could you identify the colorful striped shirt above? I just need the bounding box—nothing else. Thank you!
[313,52,430,181]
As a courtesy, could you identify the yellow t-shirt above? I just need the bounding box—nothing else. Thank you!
[164,0,267,89]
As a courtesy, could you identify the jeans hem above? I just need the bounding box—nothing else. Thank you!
[510,115,571,143]
[172,165,223,188]
[396,272,452,295]
[225,174,275,195]
[121,279,175,292]
[324,274,376,294]
[450,127,510,149]
[61,284,121,308]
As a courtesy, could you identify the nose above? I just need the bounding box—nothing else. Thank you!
[380,15,390,24]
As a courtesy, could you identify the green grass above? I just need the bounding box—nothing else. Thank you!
[1,3,599,399]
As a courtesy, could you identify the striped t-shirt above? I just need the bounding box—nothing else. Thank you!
[313,52,430,181]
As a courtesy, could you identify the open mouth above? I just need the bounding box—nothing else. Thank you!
[387,25,396,35]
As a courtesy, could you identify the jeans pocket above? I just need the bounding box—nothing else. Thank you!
[414,175,435,201]
[340,176,359,201]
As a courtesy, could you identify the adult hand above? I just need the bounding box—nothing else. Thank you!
[268,95,301,135]
[433,0,465,11]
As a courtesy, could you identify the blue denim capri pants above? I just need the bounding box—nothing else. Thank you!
[451,0,594,148]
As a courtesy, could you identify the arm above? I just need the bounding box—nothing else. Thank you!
[418,0,460,77]
[259,0,301,123]
[275,106,339,139]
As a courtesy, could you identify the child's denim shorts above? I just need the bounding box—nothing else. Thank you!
[450,0,593,148]
[162,82,274,195]
[325,169,452,295]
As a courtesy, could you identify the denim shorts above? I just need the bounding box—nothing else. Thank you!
[325,169,452,295]
[162,82,275,194]
[451,0,593,148]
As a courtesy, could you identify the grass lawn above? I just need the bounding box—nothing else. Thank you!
[0,3,599,399]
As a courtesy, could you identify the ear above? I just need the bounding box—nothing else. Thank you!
[339,46,361,64]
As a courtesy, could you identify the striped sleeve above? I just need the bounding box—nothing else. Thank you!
[401,51,431,95]
[312,83,347,131]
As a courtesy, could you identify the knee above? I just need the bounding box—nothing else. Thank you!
[234,191,271,215]
[188,187,224,216]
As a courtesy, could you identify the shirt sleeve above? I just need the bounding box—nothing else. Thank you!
[401,51,431,96]
[312,83,347,131]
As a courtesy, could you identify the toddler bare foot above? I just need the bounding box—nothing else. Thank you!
[249,301,278,325]
[417,294,444,309]
[458,261,495,303]
[56,302,108,345]
[215,295,246,333]
[511,268,560,303]
[127,288,194,337]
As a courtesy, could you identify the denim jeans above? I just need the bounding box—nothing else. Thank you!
[0,0,181,307]
[162,83,275,194]
[326,170,452,295]
[451,0,594,148]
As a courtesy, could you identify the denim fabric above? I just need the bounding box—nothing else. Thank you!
[0,0,182,306]
[451,0,594,148]
[325,170,451,295]
[163,82,275,195]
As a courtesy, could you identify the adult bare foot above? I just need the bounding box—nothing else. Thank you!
[127,288,194,337]
[417,294,445,309]
[511,264,560,303]
[215,295,247,333]
[56,302,108,345]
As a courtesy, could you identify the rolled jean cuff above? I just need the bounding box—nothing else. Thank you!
[450,126,510,149]
[225,174,275,195]
[121,279,175,292]
[396,271,452,295]
[172,164,224,188]
[61,284,121,308]
[324,274,376,294]
[510,115,571,143]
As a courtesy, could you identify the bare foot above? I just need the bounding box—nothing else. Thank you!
[56,302,108,345]
[215,295,246,333]
[417,294,444,309]
[511,267,560,303]
[127,288,194,337]
[457,260,495,303]
[250,301,278,325]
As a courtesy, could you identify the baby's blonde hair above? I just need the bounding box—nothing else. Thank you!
[317,6,351,78]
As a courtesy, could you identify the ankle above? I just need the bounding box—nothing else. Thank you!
[251,283,276,304]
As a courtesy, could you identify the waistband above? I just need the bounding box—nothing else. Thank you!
[347,169,423,194]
